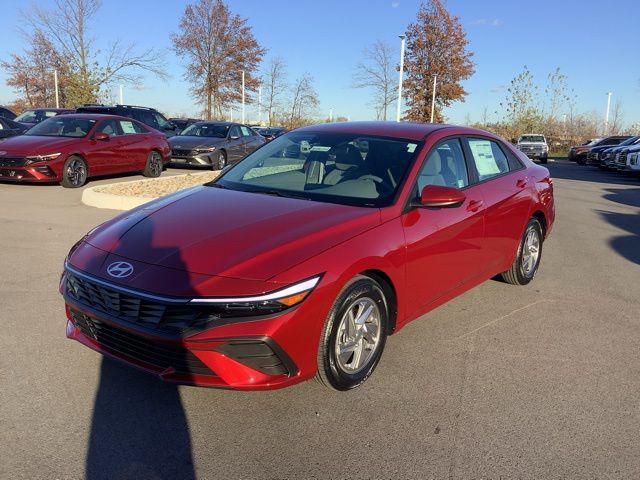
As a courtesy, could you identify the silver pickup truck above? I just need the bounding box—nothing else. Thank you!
[516,134,548,164]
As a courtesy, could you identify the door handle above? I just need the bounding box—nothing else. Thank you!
[466,200,483,212]
[516,178,527,188]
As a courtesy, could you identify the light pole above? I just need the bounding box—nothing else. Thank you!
[396,34,406,122]
[241,70,245,124]
[430,75,437,123]
[604,92,612,135]
[119,84,124,105]
[53,70,60,108]
[258,85,262,125]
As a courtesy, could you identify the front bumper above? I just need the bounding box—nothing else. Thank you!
[170,150,215,166]
[61,265,326,390]
[517,148,547,159]
[0,164,60,182]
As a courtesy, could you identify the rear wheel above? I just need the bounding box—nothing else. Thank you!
[143,151,163,177]
[317,276,388,391]
[61,156,88,188]
[501,218,543,285]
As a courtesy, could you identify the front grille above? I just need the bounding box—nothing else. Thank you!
[70,309,215,376]
[171,149,195,157]
[65,271,215,335]
[0,157,27,167]
[64,269,284,336]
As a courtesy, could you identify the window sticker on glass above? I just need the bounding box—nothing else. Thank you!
[407,143,417,153]
[469,139,501,176]
[120,121,137,134]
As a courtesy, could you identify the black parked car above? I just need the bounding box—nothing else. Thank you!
[75,104,179,137]
[0,117,28,140]
[0,106,17,120]
[14,108,74,128]
[256,126,287,142]
[586,136,639,166]
[168,122,265,169]
[168,117,203,133]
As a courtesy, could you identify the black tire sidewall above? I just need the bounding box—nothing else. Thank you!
[145,151,162,177]
[320,278,388,391]
[215,151,226,170]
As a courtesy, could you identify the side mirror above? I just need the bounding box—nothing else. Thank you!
[415,185,466,208]
[94,132,110,141]
[229,134,240,140]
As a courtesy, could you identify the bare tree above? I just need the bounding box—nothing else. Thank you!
[288,73,319,127]
[352,40,396,120]
[172,0,265,119]
[609,100,623,134]
[19,0,166,105]
[263,57,288,126]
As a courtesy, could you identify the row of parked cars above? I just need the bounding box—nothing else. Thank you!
[569,135,640,174]
[0,104,287,188]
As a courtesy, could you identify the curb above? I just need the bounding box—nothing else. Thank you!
[81,172,218,211]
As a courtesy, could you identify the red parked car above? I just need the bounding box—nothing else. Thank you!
[0,114,170,187]
[61,122,555,390]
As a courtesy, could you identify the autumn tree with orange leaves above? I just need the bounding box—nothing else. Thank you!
[172,0,265,120]
[403,0,475,123]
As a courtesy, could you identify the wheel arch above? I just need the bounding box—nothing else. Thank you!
[360,269,398,334]
[531,209,547,238]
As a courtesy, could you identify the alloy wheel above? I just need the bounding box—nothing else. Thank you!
[334,297,382,374]
[66,158,87,186]
[149,152,162,176]
[521,228,540,277]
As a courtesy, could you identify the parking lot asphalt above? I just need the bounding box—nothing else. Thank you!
[1,161,639,480]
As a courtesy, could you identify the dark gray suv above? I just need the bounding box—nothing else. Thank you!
[75,104,179,137]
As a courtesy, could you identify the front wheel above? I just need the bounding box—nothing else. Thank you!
[213,151,226,170]
[61,156,88,188]
[143,151,163,177]
[501,218,543,285]
[317,276,388,391]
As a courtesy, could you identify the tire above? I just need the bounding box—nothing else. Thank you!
[540,157,548,164]
[143,151,163,177]
[213,150,226,170]
[501,218,543,285]
[317,276,388,391]
[576,157,586,165]
[60,156,88,188]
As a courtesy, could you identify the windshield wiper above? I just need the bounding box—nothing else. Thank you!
[243,188,308,200]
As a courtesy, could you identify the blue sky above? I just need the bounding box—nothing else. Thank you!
[1,0,639,125]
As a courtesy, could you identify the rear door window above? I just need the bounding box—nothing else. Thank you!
[466,138,510,182]
[119,120,145,134]
[240,126,253,137]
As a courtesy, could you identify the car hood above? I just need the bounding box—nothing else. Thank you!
[84,186,381,281]
[168,136,227,149]
[0,134,78,153]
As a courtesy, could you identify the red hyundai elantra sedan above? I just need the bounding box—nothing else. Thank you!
[61,122,555,390]
[0,113,170,187]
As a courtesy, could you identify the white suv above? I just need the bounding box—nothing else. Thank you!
[517,134,548,164]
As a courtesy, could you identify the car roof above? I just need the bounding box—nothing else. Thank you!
[27,108,72,112]
[45,112,138,121]
[295,121,482,141]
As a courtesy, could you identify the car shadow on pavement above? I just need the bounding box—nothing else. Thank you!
[596,209,640,266]
[84,217,196,480]
[548,162,640,186]
[85,359,196,480]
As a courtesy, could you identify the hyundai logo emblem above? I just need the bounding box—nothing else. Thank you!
[107,261,134,278]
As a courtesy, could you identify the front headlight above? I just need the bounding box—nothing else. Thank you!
[195,146,216,154]
[25,152,62,164]
[188,275,322,316]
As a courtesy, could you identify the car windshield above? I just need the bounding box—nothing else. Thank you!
[15,110,38,123]
[25,117,96,137]
[618,136,639,146]
[180,123,229,138]
[215,132,420,207]
[520,135,545,143]
[586,138,601,146]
